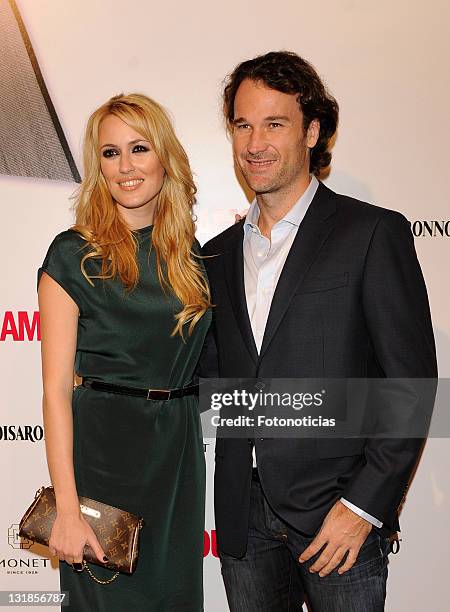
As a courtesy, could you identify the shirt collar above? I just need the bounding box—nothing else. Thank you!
[244,175,319,233]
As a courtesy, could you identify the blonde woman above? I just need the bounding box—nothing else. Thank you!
[38,94,211,610]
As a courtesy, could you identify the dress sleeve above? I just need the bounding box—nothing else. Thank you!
[38,231,87,313]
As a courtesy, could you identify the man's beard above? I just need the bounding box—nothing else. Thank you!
[241,162,297,195]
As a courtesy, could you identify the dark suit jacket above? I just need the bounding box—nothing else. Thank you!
[199,181,437,558]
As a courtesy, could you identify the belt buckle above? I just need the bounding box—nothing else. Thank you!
[147,388,171,401]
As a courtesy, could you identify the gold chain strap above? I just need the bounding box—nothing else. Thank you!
[82,561,119,585]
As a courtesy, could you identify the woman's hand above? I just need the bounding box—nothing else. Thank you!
[49,512,108,567]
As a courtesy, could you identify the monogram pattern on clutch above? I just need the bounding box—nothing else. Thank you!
[19,487,144,575]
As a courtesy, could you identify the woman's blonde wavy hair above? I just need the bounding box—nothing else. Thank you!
[73,93,211,337]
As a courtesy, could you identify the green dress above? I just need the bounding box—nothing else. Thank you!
[39,226,210,611]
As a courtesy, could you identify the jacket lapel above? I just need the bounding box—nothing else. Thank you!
[258,183,338,361]
[223,222,259,364]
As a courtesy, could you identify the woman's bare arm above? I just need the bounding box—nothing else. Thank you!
[38,272,105,565]
[39,272,79,515]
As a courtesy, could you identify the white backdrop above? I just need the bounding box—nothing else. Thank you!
[1,0,449,610]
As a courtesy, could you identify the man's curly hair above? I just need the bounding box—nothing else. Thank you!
[223,51,339,176]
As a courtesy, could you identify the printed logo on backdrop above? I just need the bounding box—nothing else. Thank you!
[410,220,450,237]
[204,530,218,558]
[0,311,40,341]
[0,425,44,442]
[2,525,51,575]
[8,525,32,550]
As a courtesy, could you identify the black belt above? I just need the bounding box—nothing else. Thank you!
[81,378,199,401]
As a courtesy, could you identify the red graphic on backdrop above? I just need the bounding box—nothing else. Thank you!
[0,311,40,341]
[204,530,218,558]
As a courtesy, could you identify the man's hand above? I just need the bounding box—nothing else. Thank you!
[298,500,372,577]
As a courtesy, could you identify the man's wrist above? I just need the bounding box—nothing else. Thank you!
[340,497,383,528]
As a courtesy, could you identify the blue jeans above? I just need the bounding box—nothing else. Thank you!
[220,478,389,611]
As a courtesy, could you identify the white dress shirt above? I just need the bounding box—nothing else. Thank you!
[242,175,382,528]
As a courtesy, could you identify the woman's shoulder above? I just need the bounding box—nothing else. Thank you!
[39,228,93,306]
[50,228,88,247]
[45,228,90,260]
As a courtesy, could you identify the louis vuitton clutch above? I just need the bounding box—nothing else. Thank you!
[19,486,144,583]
